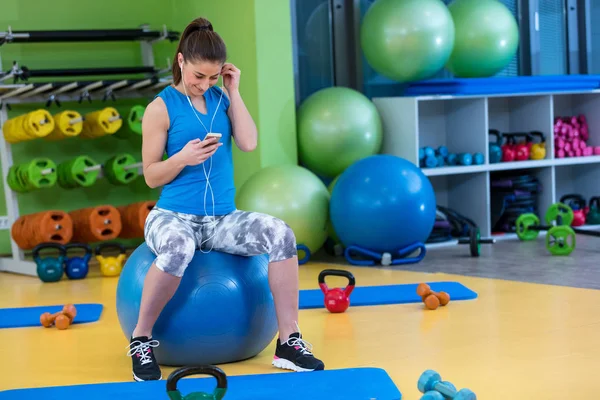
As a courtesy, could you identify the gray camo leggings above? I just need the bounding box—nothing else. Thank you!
[144,207,297,277]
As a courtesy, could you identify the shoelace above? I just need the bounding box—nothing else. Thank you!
[126,339,160,365]
[286,336,314,356]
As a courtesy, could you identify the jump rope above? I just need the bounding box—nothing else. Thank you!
[180,61,225,253]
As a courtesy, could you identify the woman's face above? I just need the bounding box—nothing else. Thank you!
[179,53,222,97]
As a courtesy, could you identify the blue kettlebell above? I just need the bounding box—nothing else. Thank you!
[33,243,67,283]
[489,129,503,163]
[64,243,92,280]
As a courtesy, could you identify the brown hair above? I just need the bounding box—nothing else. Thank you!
[172,17,227,85]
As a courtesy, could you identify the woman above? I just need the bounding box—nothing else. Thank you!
[126,17,324,381]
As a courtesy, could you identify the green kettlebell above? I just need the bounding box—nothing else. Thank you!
[167,365,227,400]
[587,197,600,225]
[488,129,502,163]
[33,242,67,283]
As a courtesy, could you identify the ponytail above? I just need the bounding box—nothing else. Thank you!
[172,17,227,85]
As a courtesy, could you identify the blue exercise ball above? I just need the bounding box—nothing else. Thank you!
[116,243,278,366]
[330,155,436,253]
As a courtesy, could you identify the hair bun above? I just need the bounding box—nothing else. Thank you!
[195,17,213,32]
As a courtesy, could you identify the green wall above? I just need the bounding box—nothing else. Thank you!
[0,0,298,254]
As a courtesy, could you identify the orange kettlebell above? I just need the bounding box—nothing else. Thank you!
[318,269,356,313]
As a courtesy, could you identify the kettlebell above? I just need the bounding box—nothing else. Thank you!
[64,243,92,280]
[586,197,600,225]
[501,133,516,162]
[33,242,67,283]
[318,269,356,313]
[529,131,547,160]
[560,194,587,226]
[166,365,227,400]
[512,133,531,161]
[95,242,127,277]
[488,129,502,163]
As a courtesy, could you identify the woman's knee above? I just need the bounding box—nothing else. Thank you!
[266,216,297,262]
[145,209,196,277]
[154,235,196,277]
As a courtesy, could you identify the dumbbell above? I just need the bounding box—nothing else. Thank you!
[418,370,477,400]
[416,283,450,310]
[40,304,77,330]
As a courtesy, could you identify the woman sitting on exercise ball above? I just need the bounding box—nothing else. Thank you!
[126,16,324,381]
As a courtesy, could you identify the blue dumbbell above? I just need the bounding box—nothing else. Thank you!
[436,155,445,167]
[423,146,435,158]
[421,391,445,400]
[419,148,425,161]
[473,152,484,165]
[446,153,458,166]
[458,153,472,166]
[436,146,449,158]
[417,370,477,400]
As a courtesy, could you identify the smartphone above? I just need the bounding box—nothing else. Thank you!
[204,132,222,141]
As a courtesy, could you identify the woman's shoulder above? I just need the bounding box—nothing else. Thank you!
[208,85,231,109]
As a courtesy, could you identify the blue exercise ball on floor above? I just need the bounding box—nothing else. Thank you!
[330,155,436,253]
[116,243,278,366]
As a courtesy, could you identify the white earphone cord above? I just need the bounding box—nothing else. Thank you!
[181,65,225,253]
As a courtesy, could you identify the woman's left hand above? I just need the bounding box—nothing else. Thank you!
[221,63,241,92]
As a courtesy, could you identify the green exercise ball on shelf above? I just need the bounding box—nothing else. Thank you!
[446,0,519,77]
[297,86,382,179]
[359,0,455,82]
[235,164,330,256]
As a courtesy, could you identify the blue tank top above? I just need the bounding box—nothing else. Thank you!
[154,85,236,216]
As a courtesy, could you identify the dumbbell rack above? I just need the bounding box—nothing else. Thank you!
[0,25,176,277]
[373,89,600,250]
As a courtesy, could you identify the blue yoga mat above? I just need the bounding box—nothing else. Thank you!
[403,75,600,96]
[299,281,477,309]
[0,303,103,329]
[0,367,401,400]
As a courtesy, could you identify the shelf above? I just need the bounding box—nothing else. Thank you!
[555,163,600,200]
[0,77,171,105]
[488,94,553,162]
[372,88,600,244]
[0,25,164,278]
[0,26,180,45]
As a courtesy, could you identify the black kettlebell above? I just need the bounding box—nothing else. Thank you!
[488,129,503,163]
[64,243,92,280]
[587,197,600,225]
[33,242,67,283]
[166,365,227,400]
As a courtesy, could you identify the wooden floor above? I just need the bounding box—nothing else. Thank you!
[0,250,599,399]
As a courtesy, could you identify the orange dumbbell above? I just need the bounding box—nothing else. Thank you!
[416,283,450,310]
[40,304,77,330]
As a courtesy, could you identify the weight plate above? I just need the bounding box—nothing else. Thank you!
[470,228,480,257]
[57,156,100,189]
[104,153,139,185]
[515,213,540,241]
[546,225,576,256]
[545,202,574,226]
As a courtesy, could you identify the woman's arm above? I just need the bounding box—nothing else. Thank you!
[227,89,257,152]
[141,98,186,188]
[142,98,221,188]
[221,63,257,152]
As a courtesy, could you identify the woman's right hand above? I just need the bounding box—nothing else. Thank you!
[177,137,222,166]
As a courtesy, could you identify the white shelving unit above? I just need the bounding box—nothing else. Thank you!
[373,90,600,248]
[0,26,174,277]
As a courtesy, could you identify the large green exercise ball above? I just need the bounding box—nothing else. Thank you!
[235,164,330,256]
[446,0,519,77]
[359,0,455,82]
[297,87,382,179]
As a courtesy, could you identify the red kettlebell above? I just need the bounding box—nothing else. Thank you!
[513,133,531,161]
[501,133,516,162]
[560,194,587,226]
[318,269,355,313]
